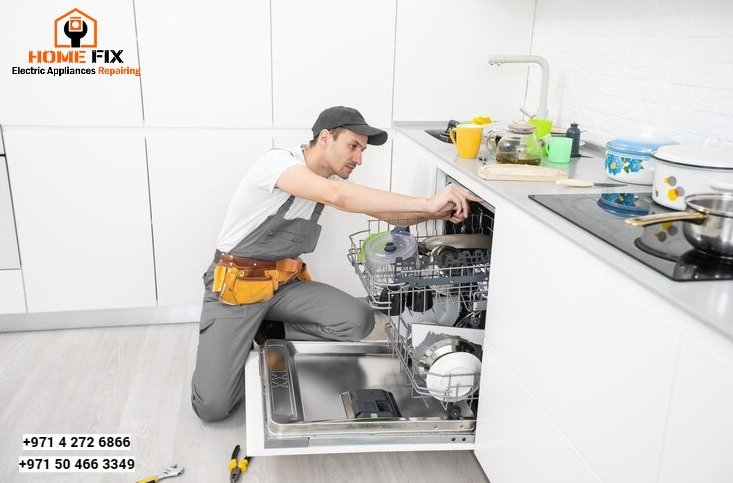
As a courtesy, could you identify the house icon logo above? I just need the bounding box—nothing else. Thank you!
[54,8,97,48]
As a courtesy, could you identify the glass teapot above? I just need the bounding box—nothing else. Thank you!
[486,122,543,165]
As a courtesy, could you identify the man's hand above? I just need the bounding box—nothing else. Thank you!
[428,184,482,222]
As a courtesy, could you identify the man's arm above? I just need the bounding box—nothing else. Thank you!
[364,203,458,225]
[276,165,431,215]
[276,165,479,220]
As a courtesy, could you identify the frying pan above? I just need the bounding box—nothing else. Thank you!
[625,193,733,258]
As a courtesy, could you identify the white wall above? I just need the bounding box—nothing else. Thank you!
[527,0,733,147]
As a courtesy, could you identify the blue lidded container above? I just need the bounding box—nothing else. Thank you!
[605,137,679,185]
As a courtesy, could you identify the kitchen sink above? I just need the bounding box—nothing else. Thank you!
[425,120,459,144]
[425,128,452,144]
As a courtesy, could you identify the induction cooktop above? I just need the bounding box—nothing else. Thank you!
[529,192,733,282]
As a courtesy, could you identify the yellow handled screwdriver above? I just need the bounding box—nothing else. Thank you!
[229,445,250,482]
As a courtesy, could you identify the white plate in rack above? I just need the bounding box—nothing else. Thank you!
[425,352,481,402]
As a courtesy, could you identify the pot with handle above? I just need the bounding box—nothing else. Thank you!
[605,136,679,185]
[625,192,733,258]
[634,200,690,261]
[651,145,733,210]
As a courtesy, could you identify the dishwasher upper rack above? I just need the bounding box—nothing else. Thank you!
[347,217,491,310]
[347,216,490,409]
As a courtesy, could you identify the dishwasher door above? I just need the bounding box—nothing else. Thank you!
[245,340,476,456]
[245,173,494,456]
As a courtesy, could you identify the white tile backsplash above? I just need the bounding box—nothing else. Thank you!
[528,0,733,147]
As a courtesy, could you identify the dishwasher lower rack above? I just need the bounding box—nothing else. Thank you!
[347,218,490,409]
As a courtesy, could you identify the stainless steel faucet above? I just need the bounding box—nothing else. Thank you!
[487,55,549,119]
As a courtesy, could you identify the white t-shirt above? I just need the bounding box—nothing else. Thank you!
[216,145,319,252]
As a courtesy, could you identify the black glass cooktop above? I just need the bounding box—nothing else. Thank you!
[529,192,733,282]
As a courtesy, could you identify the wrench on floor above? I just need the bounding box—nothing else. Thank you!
[136,463,185,482]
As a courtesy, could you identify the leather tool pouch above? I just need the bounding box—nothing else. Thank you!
[214,266,276,306]
[212,258,305,306]
[298,266,312,282]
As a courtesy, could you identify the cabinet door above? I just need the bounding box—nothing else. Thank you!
[0,270,26,314]
[475,339,602,483]
[5,127,155,312]
[477,202,681,483]
[391,131,437,198]
[657,337,733,483]
[271,0,396,129]
[274,131,392,297]
[0,152,20,269]
[393,0,535,122]
[135,0,272,127]
[146,130,273,306]
[0,2,142,126]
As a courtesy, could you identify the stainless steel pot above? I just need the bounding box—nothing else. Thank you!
[634,201,689,261]
[625,193,733,258]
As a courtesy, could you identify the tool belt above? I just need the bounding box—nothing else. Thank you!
[212,252,311,305]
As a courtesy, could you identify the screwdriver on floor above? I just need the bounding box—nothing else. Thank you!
[229,444,250,482]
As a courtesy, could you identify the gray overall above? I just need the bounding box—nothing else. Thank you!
[191,195,375,422]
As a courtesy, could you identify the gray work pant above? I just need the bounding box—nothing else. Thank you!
[191,277,375,422]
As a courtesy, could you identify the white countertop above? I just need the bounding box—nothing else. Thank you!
[395,122,733,342]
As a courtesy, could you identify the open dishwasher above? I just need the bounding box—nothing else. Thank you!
[245,202,494,455]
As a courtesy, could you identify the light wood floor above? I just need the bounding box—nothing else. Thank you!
[0,318,489,483]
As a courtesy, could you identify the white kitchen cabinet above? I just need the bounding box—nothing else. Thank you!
[274,130,393,297]
[393,0,536,122]
[391,131,438,198]
[270,0,396,129]
[481,201,681,483]
[475,339,602,483]
[145,130,273,306]
[135,0,272,127]
[0,270,26,314]
[0,146,20,270]
[0,1,142,126]
[657,337,733,483]
[4,127,155,312]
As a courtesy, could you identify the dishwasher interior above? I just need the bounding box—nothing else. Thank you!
[251,200,494,450]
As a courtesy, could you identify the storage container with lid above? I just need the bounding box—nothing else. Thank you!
[604,136,679,185]
[362,227,418,281]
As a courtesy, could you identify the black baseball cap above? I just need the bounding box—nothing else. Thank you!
[311,106,388,146]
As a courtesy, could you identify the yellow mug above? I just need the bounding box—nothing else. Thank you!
[449,123,483,159]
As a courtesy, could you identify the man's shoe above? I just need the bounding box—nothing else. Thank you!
[254,320,286,344]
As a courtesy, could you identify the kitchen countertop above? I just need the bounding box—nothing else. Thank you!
[395,122,733,343]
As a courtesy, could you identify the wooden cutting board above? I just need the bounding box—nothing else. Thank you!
[478,163,568,181]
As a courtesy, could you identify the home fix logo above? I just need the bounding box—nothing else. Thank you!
[54,8,97,48]
[10,7,140,78]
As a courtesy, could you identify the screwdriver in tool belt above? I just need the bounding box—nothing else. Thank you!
[229,445,249,482]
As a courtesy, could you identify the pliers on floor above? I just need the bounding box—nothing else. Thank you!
[229,445,250,482]
[136,463,185,482]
